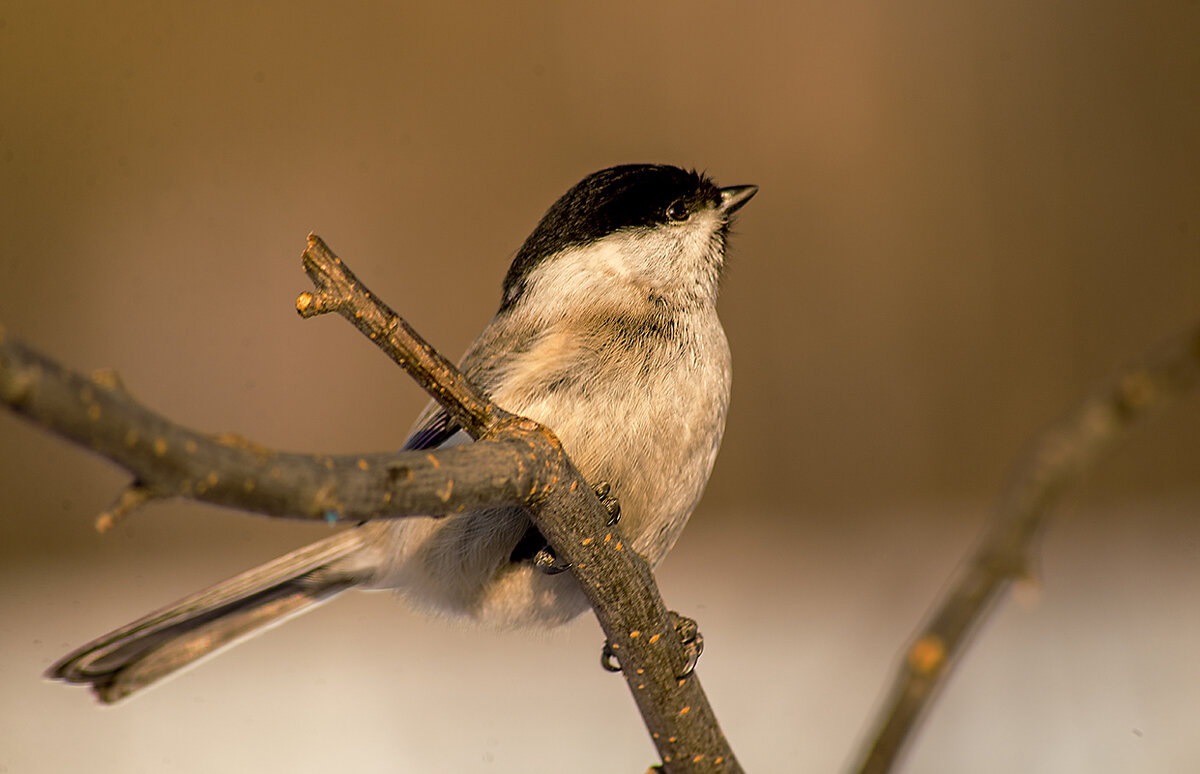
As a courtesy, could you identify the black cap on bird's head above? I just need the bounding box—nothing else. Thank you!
[501,164,757,312]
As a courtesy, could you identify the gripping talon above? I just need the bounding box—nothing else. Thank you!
[593,481,621,525]
[533,545,571,575]
[670,611,705,678]
[600,640,622,672]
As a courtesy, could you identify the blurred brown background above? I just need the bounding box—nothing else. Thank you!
[1,2,1197,772]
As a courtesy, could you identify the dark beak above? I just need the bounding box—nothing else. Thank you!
[718,185,758,215]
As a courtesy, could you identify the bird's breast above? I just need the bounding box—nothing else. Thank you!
[487,313,731,564]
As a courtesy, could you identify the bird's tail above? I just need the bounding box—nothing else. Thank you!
[48,528,371,704]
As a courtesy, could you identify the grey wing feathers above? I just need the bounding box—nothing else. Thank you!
[48,527,369,703]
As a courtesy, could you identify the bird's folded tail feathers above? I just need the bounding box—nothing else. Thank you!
[48,528,370,704]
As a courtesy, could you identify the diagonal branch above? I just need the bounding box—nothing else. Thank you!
[851,323,1200,774]
[0,333,535,525]
[295,235,743,774]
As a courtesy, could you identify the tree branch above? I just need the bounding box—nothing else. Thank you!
[851,323,1200,774]
[0,235,742,773]
[0,333,534,526]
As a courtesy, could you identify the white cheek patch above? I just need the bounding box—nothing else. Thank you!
[519,239,647,324]
[517,216,726,324]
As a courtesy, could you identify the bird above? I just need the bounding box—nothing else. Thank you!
[48,163,757,703]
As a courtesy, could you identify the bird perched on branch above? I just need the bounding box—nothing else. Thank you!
[49,163,757,703]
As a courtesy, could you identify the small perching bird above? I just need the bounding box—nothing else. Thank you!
[49,164,757,703]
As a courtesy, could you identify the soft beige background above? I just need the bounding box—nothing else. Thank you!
[2,3,1198,772]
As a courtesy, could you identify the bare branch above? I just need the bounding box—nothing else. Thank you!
[0,332,534,522]
[852,323,1200,774]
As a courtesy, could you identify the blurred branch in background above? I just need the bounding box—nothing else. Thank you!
[0,237,740,774]
[852,322,1200,774]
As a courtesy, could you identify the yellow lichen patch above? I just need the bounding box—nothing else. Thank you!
[87,403,101,421]
[269,466,282,479]
[907,635,946,676]
[581,537,593,546]
[436,478,454,502]
[295,292,315,314]
[184,439,198,454]
[356,458,370,471]
[214,432,274,457]
[427,453,441,469]
[382,491,392,504]
[90,368,123,391]
[2,367,35,402]
[125,428,139,446]
[95,513,115,533]
[649,633,660,644]
[630,630,641,638]
[153,438,168,457]
[205,471,219,488]
[243,478,256,493]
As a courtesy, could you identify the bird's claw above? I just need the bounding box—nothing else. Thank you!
[600,640,622,672]
[670,611,704,678]
[533,545,571,575]
[593,481,621,525]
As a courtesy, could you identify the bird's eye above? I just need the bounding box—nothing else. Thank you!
[665,200,690,222]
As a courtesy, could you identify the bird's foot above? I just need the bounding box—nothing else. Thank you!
[592,481,621,525]
[600,640,622,672]
[533,545,572,575]
[670,611,704,677]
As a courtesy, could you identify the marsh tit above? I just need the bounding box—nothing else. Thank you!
[49,164,757,703]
